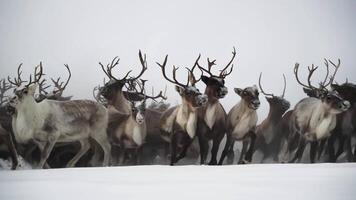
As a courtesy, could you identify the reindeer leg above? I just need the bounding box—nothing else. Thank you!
[335,135,346,160]
[290,137,306,163]
[218,133,233,165]
[209,134,224,165]
[6,134,19,170]
[317,138,326,161]
[66,140,90,168]
[198,135,209,165]
[238,140,248,164]
[245,132,257,163]
[310,141,318,163]
[170,133,178,166]
[91,131,111,167]
[176,134,193,162]
[345,137,352,162]
[38,136,58,169]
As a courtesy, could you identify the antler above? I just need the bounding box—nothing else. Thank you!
[51,64,71,95]
[0,78,13,106]
[128,50,148,81]
[7,63,26,87]
[156,55,189,88]
[281,74,287,98]
[131,79,167,102]
[219,47,236,78]
[258,73,274,97]
[99,50,147,83]
[294,62,318,90]
[325,58,341,87]
[93,85,107,104]
[198,47,236,78]
[186,54,202,86]
[26,62,44,87]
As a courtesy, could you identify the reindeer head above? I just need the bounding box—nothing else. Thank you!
[9,63,44,104]
[127,79,166,124]
[294,59,350,114]
[156,55,208,109]
[198,47,236,100]
[258,73,290,112]
[99,51,147,101]
[331,82,356,105]
[234,85,260,110]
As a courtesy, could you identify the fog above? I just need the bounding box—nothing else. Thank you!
[1,0,355,120]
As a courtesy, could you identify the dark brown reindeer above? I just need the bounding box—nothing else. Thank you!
[326,81,356,162]
[157,54,208,165]
[10,63,111,168]
[195,47,236,165]
[287,60,350,163]
[0,77,19,169]
[219,85,260,164]
[252,73,290,163]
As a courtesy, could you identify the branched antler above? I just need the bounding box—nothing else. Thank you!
[0,78,13,106]
[7,63,26,87]
[156,55,190,88]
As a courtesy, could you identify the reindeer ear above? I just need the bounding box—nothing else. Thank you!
[175,85,184,95]
[28,83,38,96]
[234,88,242,95]
[201,76,210,85]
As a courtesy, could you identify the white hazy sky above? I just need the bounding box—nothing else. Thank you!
[0,0,355,120]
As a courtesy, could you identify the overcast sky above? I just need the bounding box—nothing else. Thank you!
[1,0,355,121]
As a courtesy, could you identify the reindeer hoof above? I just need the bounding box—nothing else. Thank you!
[208,160,217,165]
[238,159,250,164]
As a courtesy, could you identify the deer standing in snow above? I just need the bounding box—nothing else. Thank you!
[219,85,260,164]
[253,73,290,163]
[157,54,208,165]
[10,63,111,168]
[195,47,236,165]
[287,60,350,163]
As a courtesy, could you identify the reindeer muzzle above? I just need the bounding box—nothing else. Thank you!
[250,100,260,110]
[218,87,228,98]
[196,94,208,106]
[339,100,351,111]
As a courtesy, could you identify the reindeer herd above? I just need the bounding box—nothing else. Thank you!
[0,48,355,170]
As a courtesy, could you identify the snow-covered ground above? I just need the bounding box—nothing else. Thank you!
[0,163,355,200]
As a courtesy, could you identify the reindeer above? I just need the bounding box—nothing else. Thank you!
[9,63,111,168]
[195,47,236,165]
[157,54,208,165]
[0,77,19,169]
[252,73,290,163]
[325,81,356,162]
[287,60,350,163]
[110,79,166,165]
[218,85,260,164]
[98,51,168,165]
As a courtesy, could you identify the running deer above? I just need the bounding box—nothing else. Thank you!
[287,60,350,163]
[219,85,260,164]
[157,54,208,165]
[326,81,356,162]
[195,47,236,165]
[9,63,111,168]
[111,79,166,165]
[98,51,168,165]
[0,77,19,169]
[253,73,290,163]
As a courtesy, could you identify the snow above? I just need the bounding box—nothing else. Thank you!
[0,163,355,200]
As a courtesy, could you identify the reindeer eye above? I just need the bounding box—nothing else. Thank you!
[23,90,28,94]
